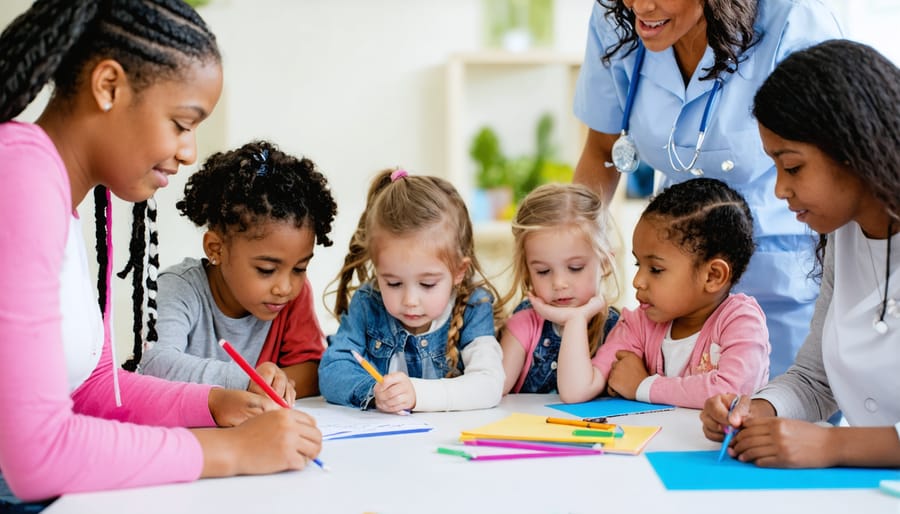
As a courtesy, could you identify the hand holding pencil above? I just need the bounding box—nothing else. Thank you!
[352,350,414,415]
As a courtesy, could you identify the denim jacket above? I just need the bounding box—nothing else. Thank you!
[319,283,496,408]
[511,299,620,394]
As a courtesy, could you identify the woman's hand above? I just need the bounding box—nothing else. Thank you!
[207,387,280,427]
[193,408,322,477]
[250,361,297,406]
[700,394,771,442]
[374,372,415,414]
[732,417,837,468]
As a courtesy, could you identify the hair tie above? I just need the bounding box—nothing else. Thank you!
[391,169,409,182]
[255,149,270,176]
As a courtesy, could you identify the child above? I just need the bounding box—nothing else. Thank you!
[318,169,504,412]
[0,0,320,506]
[702,40,900,468]
[499,183,620,394]
[558,178,770,409]
[139,140,337,400]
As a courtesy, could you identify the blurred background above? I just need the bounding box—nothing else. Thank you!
[2,0,897,364]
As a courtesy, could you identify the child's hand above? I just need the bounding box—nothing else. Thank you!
[374,372,416,414]
[732,417,836,468]
[527,293,607,327]
[207,387,281,427]
[606,350,648,399]
[250,361,297,406]
[194,408,322,477]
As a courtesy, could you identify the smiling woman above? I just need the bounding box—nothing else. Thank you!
[0,0,323,508]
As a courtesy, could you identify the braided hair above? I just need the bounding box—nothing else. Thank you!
[753,39,900,276]
[642,177,755,286]
[0,0,220,370]
[330,169,501,375]
[597,0,757,81]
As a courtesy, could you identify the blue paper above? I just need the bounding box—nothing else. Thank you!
[546,398,675,418]
[646,451,900,490]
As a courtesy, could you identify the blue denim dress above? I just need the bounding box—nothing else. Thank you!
[319,283,496,408]
[514,300,619,394]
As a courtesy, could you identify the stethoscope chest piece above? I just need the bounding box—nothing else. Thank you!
[611,131,640,174]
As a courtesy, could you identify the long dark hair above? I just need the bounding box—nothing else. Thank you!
[753,39,900,274]
[597,0,757,80]
[0,0,221,371]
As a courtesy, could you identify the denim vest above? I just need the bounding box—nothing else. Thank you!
[319,283,496,408]
[514,300,620,394]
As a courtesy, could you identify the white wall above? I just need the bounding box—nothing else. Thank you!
[2,0,898,364]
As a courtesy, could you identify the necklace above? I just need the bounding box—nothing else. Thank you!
[865,222,894,334]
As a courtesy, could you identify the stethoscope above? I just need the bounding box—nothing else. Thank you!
[609,42,728,176]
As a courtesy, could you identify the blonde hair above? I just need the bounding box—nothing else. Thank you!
[500,183,619,355]
[329,169,501,374]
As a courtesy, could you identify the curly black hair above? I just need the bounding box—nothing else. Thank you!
[753,39,900,275]
[178,140,337,247]
[643,177,755,285]
[597,0,757,81]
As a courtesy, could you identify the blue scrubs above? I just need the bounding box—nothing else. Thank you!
[574,0,842,376]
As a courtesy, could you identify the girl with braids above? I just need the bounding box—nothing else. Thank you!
[702,40,900,468]
[140,140,336,400]
[0,0,321,506]
[559,178,770,409]
[498,183,621,395]
[319,169,504,413]
[573,0,841,379]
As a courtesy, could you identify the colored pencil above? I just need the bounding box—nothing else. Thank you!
[463,439,602,453]
[437,447,601,462]
[351,350,410,415]
[545,417,616,431]
[219,339,329,471]
[718,395,741,462]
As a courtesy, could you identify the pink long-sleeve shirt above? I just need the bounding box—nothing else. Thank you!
[0,122,216,501]
[591,293,770,409]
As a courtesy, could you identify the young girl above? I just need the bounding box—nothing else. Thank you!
[139,140,337,400]
[318,169,504,413]
[0,0,320,506]
[702,40,900,469]
[558,178,770,409]
[499,183,620,394]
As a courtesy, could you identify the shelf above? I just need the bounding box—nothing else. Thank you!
[448,50,582,66]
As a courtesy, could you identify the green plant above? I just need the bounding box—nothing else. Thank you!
[470,127,510,190]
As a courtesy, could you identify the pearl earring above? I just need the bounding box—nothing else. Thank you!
[102,102,112,112]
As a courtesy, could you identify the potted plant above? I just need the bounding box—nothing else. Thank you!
[470,127,514,220]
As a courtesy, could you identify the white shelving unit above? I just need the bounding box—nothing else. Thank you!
[444,49,645,308]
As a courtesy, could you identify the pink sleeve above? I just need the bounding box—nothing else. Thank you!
[505,307,542,353]
[648,295,771,409]
[590,307,647,377]
[0,128,206,501]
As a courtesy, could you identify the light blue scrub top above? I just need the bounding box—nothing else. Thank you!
[574,0,843,376]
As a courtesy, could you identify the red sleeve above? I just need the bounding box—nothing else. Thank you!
[256,277,325,367]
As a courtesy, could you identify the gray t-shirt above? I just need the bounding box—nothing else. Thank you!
[139,257,271,389]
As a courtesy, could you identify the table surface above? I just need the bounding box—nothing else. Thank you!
[45,394,899,514]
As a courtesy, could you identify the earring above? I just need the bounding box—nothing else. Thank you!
[209,258,217,265]
[102,102,112,112]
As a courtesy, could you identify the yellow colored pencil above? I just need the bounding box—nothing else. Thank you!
[352,350,384,383]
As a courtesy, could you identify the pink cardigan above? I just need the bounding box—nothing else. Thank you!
[591,293,770,409]
[0,122,215,501]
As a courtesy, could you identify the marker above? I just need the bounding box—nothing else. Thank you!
[572,428,624,438]
[219,339,329,471]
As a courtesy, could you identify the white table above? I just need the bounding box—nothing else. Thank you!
[45,394,898,514]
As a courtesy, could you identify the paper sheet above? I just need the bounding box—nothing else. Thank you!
[646,451,900,490]
[298,404,432,440]
[546,398,675,418]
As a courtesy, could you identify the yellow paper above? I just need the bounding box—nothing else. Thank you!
[460,413,661,455]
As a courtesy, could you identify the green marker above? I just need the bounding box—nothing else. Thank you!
[572,427,624,438]
[437,447,473,460]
